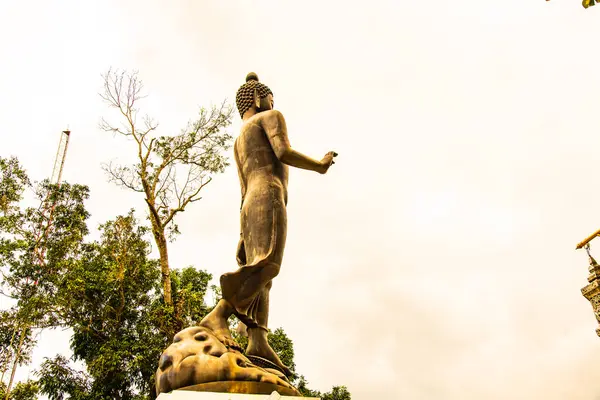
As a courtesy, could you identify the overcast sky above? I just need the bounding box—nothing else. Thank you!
[3,1,600,399]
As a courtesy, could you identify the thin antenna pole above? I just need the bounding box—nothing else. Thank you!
[4,129,72,399]
[50,130,71,186]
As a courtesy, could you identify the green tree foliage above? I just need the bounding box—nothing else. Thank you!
[54,212,162,399]
[295,375,323,398]
[259,327,351,399]
[583,0,596,8]
[4,380,39,400]
[0,380,39,400]
[545,0,596,9]
[267,328,297,376]
[35,212,213,400]
[0,177,90,328]
[37,356,91,400]
[295,377,351,399]
[0,157,29,216]
[0,310,35,385]
[322,386,352,400]
[0,156,89,398]
[0,156,349,399]
[171,266,213,329]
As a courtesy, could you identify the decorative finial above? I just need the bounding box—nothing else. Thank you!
[246,72,259,82]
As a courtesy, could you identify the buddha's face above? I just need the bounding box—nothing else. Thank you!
[257,94,274,112]
[155,326,295,395]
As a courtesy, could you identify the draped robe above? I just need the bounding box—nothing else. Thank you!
[219,115,289,329]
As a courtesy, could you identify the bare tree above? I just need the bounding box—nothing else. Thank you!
[99,68,233,307]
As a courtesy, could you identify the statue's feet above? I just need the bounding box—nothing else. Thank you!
[219,271,261,330]
[246,332,293,377]
[199,300,243,352]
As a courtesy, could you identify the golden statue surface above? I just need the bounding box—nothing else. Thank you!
[156,73,337,396]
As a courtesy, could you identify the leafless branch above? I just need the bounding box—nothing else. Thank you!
[162,176,212,228]
[99,117,129,137]
[154,164,174,200]
[100,68,234,268]
[101,162,144,193]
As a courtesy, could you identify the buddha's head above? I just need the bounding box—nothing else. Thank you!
[235,72,274,118]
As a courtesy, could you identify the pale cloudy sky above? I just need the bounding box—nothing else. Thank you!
[2,0,600,399]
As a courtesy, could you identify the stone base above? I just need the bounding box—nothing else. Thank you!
[156,327,301,396]
[178,382,302,396]
[158,383,317,399]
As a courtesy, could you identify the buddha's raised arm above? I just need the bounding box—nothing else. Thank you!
[261,110,336,174]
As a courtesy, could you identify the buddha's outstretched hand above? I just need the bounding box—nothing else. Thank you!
[319,151,338,174]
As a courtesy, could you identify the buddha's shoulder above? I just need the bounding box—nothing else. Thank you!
[254,109,286,124]
[242,111,286,134]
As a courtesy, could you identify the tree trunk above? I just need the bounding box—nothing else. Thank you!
[156,235,172,305]
[146,200,172,306]
[5,326,26,400]
[1,324,18,383]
